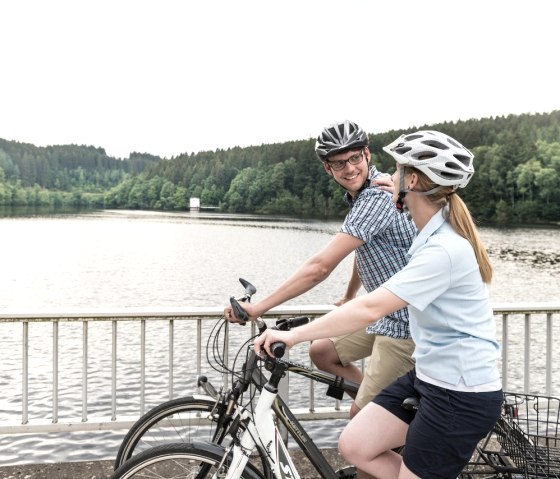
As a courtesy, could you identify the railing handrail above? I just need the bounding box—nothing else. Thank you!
[0,303,558,436]
[1,302,558,322]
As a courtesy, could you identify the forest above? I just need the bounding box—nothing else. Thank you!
[1,110,559,225]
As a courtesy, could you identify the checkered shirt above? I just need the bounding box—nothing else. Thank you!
[340,166,417,339]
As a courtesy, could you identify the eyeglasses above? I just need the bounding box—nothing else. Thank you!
[325,149,365,171]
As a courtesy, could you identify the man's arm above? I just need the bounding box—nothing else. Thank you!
[227,232,364,321]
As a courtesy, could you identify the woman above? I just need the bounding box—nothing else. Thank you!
[254,130,503,479]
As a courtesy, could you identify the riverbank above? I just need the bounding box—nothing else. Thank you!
[0,449,349,479]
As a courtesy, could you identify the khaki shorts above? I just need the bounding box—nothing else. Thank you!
[332,328,415,410]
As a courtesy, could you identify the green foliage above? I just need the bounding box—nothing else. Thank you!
[1,111,560,223]
[0,140,161,209]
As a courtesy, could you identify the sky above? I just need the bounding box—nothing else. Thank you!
[1,0,559,159]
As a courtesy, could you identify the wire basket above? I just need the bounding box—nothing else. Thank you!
[494,392,560,478]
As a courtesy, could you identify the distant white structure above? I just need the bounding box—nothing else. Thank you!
[189,197,200,211]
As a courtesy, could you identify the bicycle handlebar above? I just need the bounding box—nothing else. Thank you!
[230,280,311,359]
[268,316,310,358]
[275,316,310,330]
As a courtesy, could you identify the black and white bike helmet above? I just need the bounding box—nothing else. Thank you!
[383,131,474,188]
[315,120,369,160]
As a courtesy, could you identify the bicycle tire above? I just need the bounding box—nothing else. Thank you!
[111,441,264,479]
[114,395,234,469]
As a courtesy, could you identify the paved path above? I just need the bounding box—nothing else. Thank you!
[0,448,349,478]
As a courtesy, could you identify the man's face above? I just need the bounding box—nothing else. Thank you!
[323,148,370,196]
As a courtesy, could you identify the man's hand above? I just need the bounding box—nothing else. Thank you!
[334,295,355,307]
[223,302,259,323]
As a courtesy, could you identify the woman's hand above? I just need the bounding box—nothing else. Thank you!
[253,328,296,357]
[373,174,395,194]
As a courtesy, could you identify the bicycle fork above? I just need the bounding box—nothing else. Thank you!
[225,387,300,479]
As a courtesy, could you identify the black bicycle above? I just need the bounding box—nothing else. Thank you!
[113,280,560,478]
[114,278,359,474]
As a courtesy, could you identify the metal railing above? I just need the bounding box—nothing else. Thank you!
[0,303,558,435]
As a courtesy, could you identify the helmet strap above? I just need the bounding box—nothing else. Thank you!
[416,185,446,196]
[396,166,408,212]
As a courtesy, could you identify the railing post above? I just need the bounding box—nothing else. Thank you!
[501,313,508,391]
[53,320,59,423]
[524,313,531,393]
[223,321,229,390]
[169,319,174,400]
[309,350,315,413]
[112,320,117,421]
[197,319,202,390]
[546,312,553,396]
[82,321,88,422]
[22,321,29,425]
[140,319,146,414]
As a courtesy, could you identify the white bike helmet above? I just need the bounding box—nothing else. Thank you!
[315,120,369,160]
[383,131,474,188]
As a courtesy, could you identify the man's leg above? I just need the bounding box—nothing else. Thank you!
[352,335,415,416]
[309,328,374,399]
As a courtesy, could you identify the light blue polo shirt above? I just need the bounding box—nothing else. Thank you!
[382,208,500,387]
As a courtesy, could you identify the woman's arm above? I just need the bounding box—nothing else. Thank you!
[254,287,407,356]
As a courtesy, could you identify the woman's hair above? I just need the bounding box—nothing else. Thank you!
[413,170,493,283]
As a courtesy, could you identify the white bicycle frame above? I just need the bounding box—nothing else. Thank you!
[226,387,300,479]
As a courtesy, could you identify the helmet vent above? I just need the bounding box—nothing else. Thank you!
[439,170,461,180]
[404,134,423,141]
[447,138,462,148]
[414,151,437,160]
[453,154,472,167]
[446,161,463,171]
[421,140,449,150]
[395,146,412,154]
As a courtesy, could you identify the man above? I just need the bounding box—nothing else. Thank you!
[226,120,416,419]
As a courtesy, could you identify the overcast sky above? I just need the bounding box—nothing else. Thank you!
[1,0,559,159]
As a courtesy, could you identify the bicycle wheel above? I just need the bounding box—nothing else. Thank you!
[114,395,233,469]
[111,441,264,479]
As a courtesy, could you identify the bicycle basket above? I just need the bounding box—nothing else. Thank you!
[495,393,560,478]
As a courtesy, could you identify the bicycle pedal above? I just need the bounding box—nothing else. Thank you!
[335,465,357,478]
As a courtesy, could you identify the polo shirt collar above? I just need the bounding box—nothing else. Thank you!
[408,207,447,257]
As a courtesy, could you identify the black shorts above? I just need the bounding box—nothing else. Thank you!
[373,369,503,479]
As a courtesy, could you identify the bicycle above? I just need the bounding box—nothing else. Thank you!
[113,278,360,475]
[111,279,539,479]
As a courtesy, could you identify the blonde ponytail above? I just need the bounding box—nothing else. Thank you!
[413,173,493,283]
[447,194,493,283]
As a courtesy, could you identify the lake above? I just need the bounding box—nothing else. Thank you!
[0,209,559,465]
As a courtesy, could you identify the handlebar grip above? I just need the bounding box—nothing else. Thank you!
[239,278,257,296]
[287,316,310,328]
[275,316,310,331]
[230,297,249,323]
[270,341,286,358]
